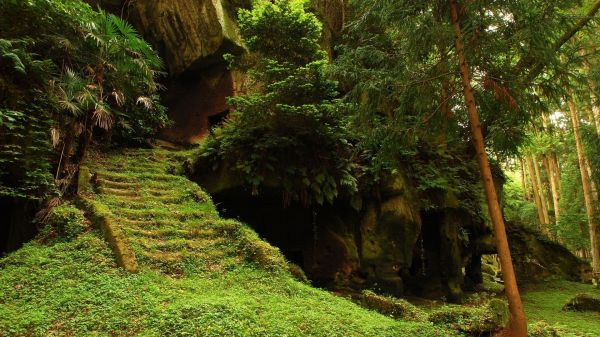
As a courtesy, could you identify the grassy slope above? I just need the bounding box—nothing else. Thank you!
[523,280,600,336]
[0,148,450,337]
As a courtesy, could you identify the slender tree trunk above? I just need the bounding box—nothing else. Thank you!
[567,92,600,283]
[552,152,562,191]
[527,156,547,229]
[541,113,561,224]
[449,1,527,335]
[520,158,531,201]
[583,52,600,135]
[533,155,551,232]
[550,153,561,198]
[544,154,560,224]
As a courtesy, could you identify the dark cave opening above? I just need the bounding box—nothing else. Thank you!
[211,187,359,288]
[0,197,38,255]
[213,188,315,273]
[208,109,230,132]
[407,210,444,297]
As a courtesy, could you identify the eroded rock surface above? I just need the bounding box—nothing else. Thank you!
[131,0,248,75]
[506,222,592,283]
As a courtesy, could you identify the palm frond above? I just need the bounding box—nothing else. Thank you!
[92,103,114,130]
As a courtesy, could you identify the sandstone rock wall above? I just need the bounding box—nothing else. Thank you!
[130,0,248,75]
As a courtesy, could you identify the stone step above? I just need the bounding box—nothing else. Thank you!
[97,187,139,197]
[112,208,211,221]
[97,179,140,189]
[134,236,226,252]
[99,194,184,204]
[125,227,217,240]
[96,171,181,183]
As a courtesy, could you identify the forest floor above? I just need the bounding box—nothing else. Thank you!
[0,147,597,336]
[522,280,600,336]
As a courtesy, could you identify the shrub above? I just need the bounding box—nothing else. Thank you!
[39,203,87,242]
[428,299,509,334]
[358,290,428,322]
[200,0,357,206]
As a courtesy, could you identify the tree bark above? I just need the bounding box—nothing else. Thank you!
[583,51,600,135]
[544,154,561,225]
[532,155,551,232]
[520,158,531,201]
[552,152,562,191]
[541,113,561,224]
[449,1,527,335]
[567,92,600,283]
[527,156,547,229]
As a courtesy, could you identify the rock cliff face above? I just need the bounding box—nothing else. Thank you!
[129,0,248,76]
[87,0,250,143]
[127,0,250,143]
[189,162,494,301]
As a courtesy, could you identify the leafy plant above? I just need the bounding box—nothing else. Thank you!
[200,0,356,206]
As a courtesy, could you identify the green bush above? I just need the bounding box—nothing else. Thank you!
[528,321,582,337]
[39,203,87,241]
[0,0,169,199]
[429,299,509,334]
[200,0,356,206]
[358,290,428,322]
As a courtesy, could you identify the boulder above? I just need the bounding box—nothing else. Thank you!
[130,0,248,75]
[360,196,421,296]
[506,221,592,283]
[562,293,600,312]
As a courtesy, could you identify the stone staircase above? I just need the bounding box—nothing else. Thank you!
[78,148,276,277]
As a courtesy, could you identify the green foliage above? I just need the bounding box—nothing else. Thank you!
[0,147,455,336]
[503,174,539,228]
[557,150,589,253]
[0,0,169,199]
[359,290,428,322]
[0,38,56,199]
[38,203,87,242]
[428,299,509,335]
[201,0,356,205]
[523,280,600,336]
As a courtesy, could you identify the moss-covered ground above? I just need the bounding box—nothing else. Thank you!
[0,148,452,337]
[522,280,600,336]
[1,148,598,336]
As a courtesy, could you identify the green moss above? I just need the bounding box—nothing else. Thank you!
[428,299,509,334]
[38,202,87,242]
[0,232,454,337]
[358,290,428,322]
[523,280,600,336]
[563,293,600,312]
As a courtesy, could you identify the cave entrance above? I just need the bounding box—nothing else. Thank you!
[214,188,316,273]
[208,109,230,133]
[211,187,358,287]
[407,210,444,297]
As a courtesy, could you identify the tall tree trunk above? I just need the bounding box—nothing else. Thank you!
[527,156,547,229]
[520,158,531,201]
[583,52,600,135]
[544,154,560,225]
[541,113,561,224]
[550,153,561,201]
[552,152,562,191]
[449,1,527,335]
[567,92,600,283]
[533,155,551,232]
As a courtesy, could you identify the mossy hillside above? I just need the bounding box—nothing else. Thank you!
[0,148,455,336]
[0,234,455,337]
[522,280,600,336]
